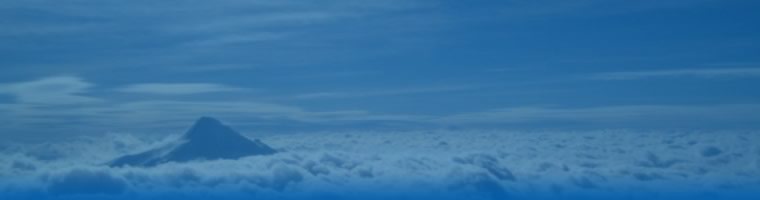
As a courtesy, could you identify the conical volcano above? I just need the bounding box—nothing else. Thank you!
[109,117,276,167]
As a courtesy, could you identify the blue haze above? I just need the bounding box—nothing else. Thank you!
[1,0,760,138]
[1,0,760,199]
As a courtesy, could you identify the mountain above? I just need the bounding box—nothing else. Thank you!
[109,117,276,167]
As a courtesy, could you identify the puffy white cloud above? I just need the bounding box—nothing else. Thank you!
[46,169,128,195]
[1,130,759,199]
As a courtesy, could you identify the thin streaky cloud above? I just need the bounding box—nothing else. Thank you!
[182,32,290,47]
[0,76,101,105]
[169,12,341,34]
[437,104,760,125]
[117,83,246,95]
[592,68,760,80]
[293,85,479,99]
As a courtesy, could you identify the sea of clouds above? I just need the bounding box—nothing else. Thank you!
[2,130,760,200]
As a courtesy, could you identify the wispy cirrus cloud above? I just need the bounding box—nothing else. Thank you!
[438,104,760,128]
[293,85,478,99]
[592,68,760,80]
[117,83,246,95]
[0,76,101,105]
[0,0,423,42]
[0,76,426,139]
[182,32,291,47]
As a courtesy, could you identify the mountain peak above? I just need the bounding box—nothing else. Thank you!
[184,116,235,140]
[196,116,222,126]
[109,117,276,167]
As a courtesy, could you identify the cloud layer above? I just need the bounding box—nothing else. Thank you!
[1,130,759,199]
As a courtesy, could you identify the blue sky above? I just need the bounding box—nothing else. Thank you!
[2,0,760,140]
